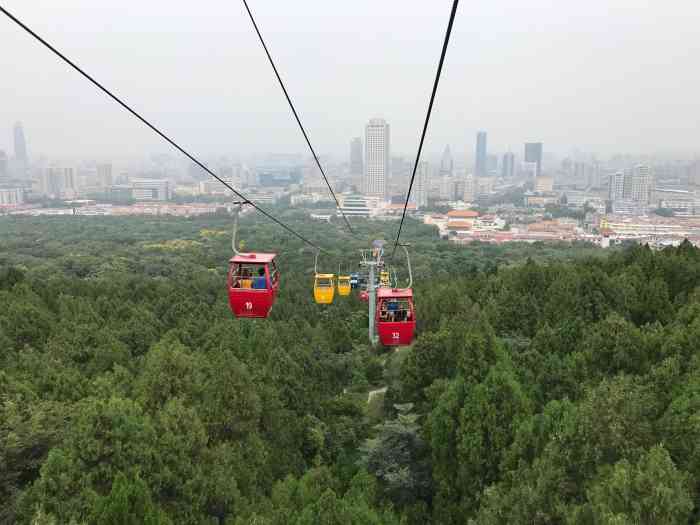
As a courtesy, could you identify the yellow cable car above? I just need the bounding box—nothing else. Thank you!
[337,275,351,296]
[337,263,351,297]
[314,273,336,304]
[380,270,391,287]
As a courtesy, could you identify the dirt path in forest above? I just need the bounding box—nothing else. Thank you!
[367,386,387,404]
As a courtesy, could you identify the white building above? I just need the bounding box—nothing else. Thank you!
[199,177,235,196]
[0,187,23,205]
[624,165,653,203]
[364,118,390,197]
[131,178,171,201]
[339,194,371,218]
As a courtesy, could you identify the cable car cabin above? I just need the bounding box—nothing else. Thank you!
[314,273,336,304]
[337,275,351,296]
[227,253,280,318]
[376,288,416,346]
[380,271,391,287]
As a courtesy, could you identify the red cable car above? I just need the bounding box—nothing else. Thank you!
[227,253,280,318]
[376,287,416,346]
[226,202,280,319]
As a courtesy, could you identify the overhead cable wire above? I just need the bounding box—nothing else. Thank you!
[391,0,459,256]
[0,4,324,252]
[242,0,357,236]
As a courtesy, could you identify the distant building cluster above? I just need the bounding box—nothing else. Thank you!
[3,116,700,255]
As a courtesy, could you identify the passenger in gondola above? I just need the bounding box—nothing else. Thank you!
[240,267,253,289]
[387,300,399,321]
[253,266,267,289]
[380,302,389,321]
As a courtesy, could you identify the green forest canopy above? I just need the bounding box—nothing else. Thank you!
[1,211,700,524]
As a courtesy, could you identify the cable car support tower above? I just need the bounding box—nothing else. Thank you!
[360,240,386,345]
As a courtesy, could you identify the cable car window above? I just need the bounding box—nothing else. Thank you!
[232,263,269,290]
[316,277,333,287]
[379,299,413,322]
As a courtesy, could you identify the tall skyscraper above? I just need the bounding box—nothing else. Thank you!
[97,164,113,188]
[624,165,653,203]
[364,118,390,198]
[13,122,27,163]
[0,150,7,181]
[689,160,700,187]
[501,152,515,178]
[475,131,488,178]
[609,171,625,202]
[440,145,454,177]
[36,166,77,199]
[463,173,475,202]
[524,142,543,178]
[412,161,429,208]
[350,137,363,176]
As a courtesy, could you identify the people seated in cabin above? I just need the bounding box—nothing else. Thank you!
[252,266,267,289]
[380,302,389,321]
[240,267,253,289]
[378,299,412,322]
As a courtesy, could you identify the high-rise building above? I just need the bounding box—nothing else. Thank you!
[364,118,390,198]
[609,171,625,202]
[689,160,700,187]
[412,161,429,208]
[0,150,7,181]
[463,173,475,202]
[13,122,27,163]
[524,142,543,178]
[624,164,653,203]
[440,145,454,177]
[501,152,515,178]
[475,131,488,178]
[350,137,363,176]
[35,166,77,199]
[97,164,113,188]
[588,161,602,188]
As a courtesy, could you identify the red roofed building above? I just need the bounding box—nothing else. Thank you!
[447,209,479,235]
[447,210,479,219]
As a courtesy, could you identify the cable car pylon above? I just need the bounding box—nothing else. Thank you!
[359,240,385,345]
[360,241,416,347]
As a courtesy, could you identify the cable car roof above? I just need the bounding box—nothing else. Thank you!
[377,287,414,299]
[229,253,277,264]
[315,273,335,279]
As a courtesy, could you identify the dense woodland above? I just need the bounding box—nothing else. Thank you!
[2,209,700,524]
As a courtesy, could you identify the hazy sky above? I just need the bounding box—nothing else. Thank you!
[0,0,698,161]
